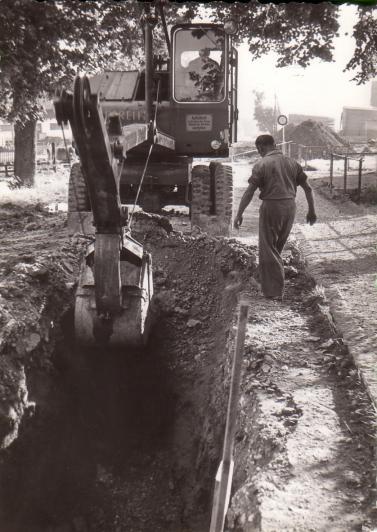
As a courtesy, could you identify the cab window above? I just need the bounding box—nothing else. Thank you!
[174,28,225,103]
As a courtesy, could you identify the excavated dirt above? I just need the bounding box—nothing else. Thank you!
[0,203,376,531]
[0,206,258,531]
[277,120,349,159]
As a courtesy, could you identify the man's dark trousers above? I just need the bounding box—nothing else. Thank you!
[258,198,296,298]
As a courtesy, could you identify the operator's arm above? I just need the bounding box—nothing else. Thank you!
[297,166,317,225]
[234,163,262,229]
[234,183,258,228]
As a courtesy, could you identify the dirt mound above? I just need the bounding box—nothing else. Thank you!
[278,120,349,158]
[0,203,81,449]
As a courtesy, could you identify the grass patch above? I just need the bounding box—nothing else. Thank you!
[0,168,69,208]
[349,185,377,205]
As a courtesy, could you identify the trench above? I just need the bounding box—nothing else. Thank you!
[0,212,376,531]
[0,221,258,532]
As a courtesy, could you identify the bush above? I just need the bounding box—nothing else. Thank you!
[350,185,377,205]
[362,186,377,204]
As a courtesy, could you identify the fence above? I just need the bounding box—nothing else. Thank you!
[277,141,294,157]
[232,142,332,163]
[231,141,294,162]
[328,150,377,203]
[0,142,73,177]
[0,150,14,176]
[296,144,332,165]
[231,148,258,161]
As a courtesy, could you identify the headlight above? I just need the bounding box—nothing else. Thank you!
[224,19,238,35]
[211,140,221,150]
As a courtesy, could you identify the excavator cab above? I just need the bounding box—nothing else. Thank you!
[172,24,237,156]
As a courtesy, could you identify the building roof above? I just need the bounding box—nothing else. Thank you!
[342,106,377,112]
[289,113,333,121]
[90,71,139,101]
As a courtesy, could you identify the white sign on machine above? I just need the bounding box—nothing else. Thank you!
[186,114,213,131]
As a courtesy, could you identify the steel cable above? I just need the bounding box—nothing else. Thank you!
[127,79,161,230]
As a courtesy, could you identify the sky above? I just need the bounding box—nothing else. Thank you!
[237,4,372,140]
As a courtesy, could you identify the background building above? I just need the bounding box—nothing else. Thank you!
[340,107,377,142]
[0,101,71,149]
[340,80,377,142]
[370,81,377,108]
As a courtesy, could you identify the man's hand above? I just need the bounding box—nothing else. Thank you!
[306,210,317,225]
[234,213,243,229]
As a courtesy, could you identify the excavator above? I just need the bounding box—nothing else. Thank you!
[54,3,238,348]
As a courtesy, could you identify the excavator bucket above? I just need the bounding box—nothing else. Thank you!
[74,234,154,348]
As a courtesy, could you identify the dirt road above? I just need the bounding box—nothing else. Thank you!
[224,166,377,531]
[233,162,377,411]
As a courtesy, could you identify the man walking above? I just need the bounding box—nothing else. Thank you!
[234,135,317,301]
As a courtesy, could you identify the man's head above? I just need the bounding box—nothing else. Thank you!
[255,134,276,156]
[199,47,211,59]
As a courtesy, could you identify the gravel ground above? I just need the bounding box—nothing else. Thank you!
[232,159,377,413]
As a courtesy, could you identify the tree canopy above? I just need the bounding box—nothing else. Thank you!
[345,6,377,83]
[253,91,276,135]
[1,0,376,125]
[0,0,376,183]
[208,2,340,67]
[0,0,148,125]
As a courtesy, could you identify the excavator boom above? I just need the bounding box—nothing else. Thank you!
[54,76,154,347]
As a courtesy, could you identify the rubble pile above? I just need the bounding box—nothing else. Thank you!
[132,214,258,351]
[277,120,349,158]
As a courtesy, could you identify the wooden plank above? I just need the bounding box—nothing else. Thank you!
[209,299,250,532]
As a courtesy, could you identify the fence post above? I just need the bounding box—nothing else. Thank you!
[304,146,307,168]
[330,153,334,194]
[51,141,56,173]
[357,158,363,204]
[298,144,302,163]
[343,156,348,193]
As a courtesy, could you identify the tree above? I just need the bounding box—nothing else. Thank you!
[0,0,194,186]
[345,7,377,84]
[209,2,377,83]
[0,0,146,185]
[1,1,374,186]
[209,2,340,67]
[253,91,278,135]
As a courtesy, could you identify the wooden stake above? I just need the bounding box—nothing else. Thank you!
[209,299,250,532]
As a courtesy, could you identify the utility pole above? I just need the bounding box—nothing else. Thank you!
[273,93,277,136]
